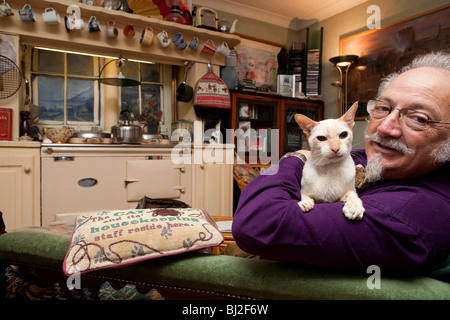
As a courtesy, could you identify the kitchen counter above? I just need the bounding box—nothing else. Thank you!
[0,141,41,148]
[40,142,178,157]
[41,142,175,148]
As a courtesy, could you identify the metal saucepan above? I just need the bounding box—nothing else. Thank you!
[176,62,193,102]
[111,120,142,144]
[71,131,112,144]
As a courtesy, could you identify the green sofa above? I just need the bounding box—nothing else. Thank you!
[1,228,449,300]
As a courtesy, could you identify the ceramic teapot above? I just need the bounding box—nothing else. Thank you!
[218,19,237,33]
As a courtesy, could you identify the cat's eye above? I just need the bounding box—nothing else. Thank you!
[339,131,348,139]
[316,136,327,142]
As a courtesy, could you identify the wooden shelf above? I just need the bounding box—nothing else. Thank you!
[3,0,241,66]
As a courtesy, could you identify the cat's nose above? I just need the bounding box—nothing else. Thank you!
[330,146,340,153]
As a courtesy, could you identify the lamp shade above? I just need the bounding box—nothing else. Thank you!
[99,57,141,86]
[329,55,358,67]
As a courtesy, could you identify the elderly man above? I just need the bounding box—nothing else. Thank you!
[232,52,450,274]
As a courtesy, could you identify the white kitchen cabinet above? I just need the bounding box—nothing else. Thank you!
[192,144,234,217]
[0,143,41,230]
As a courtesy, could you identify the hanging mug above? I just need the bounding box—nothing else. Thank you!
[66,13,84,30]
[157,30,171,47]
[189,36,199,50]
[201,40,216,55]
[42,7,60,24]
[172,32,187,50]
[140,26,154,46]
[65,5,84,31]
[19,3,36,22]
[0,1,14,18]
[123,24,135,37]
[104,21,118,39]
[88,16,101,32]
[65,14,77,31]
[217,42,231,57]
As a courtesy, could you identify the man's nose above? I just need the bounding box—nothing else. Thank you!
[376,109,403,138]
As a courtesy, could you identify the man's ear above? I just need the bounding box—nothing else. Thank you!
[339,101,359,129]
[295,113,319,138]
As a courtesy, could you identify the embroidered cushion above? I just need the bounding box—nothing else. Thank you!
[63,208,223,275]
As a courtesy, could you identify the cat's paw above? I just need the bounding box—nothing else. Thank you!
[342,199,365,220]
[298,199,315,213]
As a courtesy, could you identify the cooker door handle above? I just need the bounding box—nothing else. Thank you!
[53,156,75,162]
[124,178,139,187]
[174,165,185,173]
[174,186,185,193]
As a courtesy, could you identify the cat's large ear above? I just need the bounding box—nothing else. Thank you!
[339,101,359,129]
[295,114,319,138]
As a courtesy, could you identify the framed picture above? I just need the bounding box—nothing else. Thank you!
[340,4,450,119]
[236,36,281,92]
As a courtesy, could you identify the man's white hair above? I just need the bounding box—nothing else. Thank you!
[377,51,450,96]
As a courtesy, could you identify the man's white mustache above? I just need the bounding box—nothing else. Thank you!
[365,133,415,155]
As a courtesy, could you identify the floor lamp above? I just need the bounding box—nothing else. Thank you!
[329,55,358,116]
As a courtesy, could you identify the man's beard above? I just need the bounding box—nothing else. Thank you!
[365,153,384,182]
[364,132,416,182]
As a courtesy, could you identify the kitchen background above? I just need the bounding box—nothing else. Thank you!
[0,0,448,230]
[1,0,448,144]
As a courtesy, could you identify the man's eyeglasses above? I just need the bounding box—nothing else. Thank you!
[366,99,450,131]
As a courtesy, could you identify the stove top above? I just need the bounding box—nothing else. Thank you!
[41,142,174,148]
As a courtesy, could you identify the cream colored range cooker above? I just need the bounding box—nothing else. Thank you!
[41,143,234,226]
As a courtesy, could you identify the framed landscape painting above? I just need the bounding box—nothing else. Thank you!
[340,4,450,119]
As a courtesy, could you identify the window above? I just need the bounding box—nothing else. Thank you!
[30,48,171,132]
[31,48,100,126]
[120,62,164,125]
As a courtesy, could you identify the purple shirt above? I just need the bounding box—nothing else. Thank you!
[232,149,450,274]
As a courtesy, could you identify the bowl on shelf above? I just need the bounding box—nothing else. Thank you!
[43,127,74,143]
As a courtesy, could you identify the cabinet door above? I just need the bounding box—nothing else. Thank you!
[0,155,36,230]
[192,146,233,217]
[194,162,233,217]
[126,160,186,201]
[282,101,323,153]
[41,156,130,226]
[232,93,279,157]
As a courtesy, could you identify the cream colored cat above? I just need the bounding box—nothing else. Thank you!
[294,102,364,220]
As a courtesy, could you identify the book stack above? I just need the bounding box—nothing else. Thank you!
[306,49,320,98]
[238,122,272,154]
[238,79,257,92]
[289,49,304,94]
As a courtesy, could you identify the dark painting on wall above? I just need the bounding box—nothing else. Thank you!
[340,4,450,119]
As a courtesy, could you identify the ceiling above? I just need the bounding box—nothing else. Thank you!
[191,0,369,30]
[128,0,369,31]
